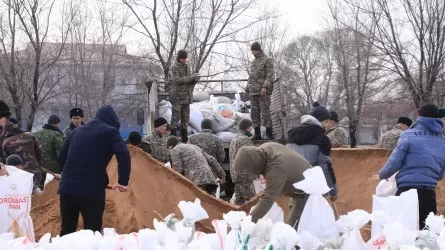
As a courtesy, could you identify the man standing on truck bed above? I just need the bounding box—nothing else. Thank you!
[247,42,274,140]
[169,49,200,143]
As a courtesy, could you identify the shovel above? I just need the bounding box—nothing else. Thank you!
[331,201,340,220]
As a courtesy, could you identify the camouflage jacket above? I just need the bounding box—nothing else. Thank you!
[326,126,349,148]
[170,143,226,186]
[143,131,168,162]
[380,126,404,150]
[188,129,225,163]
[169,61,196,104]
[229,130,253,181]
[63,122,84,140]
[248,52,274,95]
[2,127,42,173]
[34,124,64,173]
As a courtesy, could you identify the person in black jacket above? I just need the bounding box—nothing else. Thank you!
[58,105,131,236]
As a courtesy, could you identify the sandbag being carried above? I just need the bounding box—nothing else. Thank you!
[294,166,339,240]
[213,103,236,120]
[191,101,236,132]
[215,131,236,143]
[0,166,35,242]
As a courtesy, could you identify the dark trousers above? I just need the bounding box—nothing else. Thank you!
[396,186,437,230]
[198,184,218,195]
[60,194,105,236]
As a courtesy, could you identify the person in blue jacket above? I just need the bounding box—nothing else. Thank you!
[58,105,131,236]
[370,103,445,229]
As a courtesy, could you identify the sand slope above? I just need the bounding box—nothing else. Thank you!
[31,146,290,239]
[31,147,445,240]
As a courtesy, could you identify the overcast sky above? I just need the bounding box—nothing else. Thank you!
[270,0,325,35]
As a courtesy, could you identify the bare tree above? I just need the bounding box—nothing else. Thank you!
[122,0,275,91]
[355,0,445,108]
[0,0,25,122]
[280,35,336,117]
[10,0,75,130]
[328,0,386,148]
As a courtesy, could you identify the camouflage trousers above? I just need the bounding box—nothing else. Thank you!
[250,95,272,128]
[171,104,190,131]
[287,194,309,229]
[234,181,256,205]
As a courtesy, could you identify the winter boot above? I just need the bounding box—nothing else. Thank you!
[264,127,273,140]
[180,129,188,143]
[252,127,262,140]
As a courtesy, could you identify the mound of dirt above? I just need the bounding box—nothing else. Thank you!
[31,146,290,239]
[332,148,445,215]
[32,147,445,240]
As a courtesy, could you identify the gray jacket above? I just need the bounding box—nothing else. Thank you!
[286,115,338,197]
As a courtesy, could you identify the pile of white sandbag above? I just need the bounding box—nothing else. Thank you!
[160,91,251,142]
[3,166,445,250]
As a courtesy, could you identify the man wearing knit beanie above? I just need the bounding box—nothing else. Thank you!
[169,49,200,143]
[35,114,64,173]
[325,111,349,148]
[247,42,275,140]
[167,135,226,195]
[189,119,225,164]
[371,103,445,229]
[142,117,169,163]
[380,116,413,150]
[287,102,338,203]
[63,108,84,140]
[0,100,11,128]
[229,119,255,205]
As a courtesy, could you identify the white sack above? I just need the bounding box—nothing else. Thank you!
[158,100,172,124]
[0,166,34,242]
[294,166,339,240]
[193,91,210,102]
[371,189,419,238]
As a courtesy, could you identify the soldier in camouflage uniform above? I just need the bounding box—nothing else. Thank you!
[169,50,200,143]
[247,42,274,140]
[325,111,349,148]
[143,117,169,162]
[188,119,225,163]
[380,116,412,150]
[35,114,64,173]
[0,100,12,163]
[63,108,84,140]
[229,119,255,205]
[2,121,44,189]
[167,136,226,195]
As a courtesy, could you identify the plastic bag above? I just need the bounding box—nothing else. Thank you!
[44,174,54,188]
[249,203,284,224]
[297,231,324,250]
[375,174,397,197]
[215,132,236,143]
[0,166,35,242]
[265,222,300,250]
[189,107,204,132]
[158,100,172,124]
[253,175,266,194]
[193,91,210,102]
[371,189,419,238]
[178,198,209,226]
[294,166,339,240]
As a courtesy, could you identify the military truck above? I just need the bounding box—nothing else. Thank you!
[144,79,287,196]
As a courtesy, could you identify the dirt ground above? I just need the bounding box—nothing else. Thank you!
[30,147,445,240]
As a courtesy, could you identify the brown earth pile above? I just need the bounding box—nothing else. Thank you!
[31,146,289,239]
[31,147,445,240]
